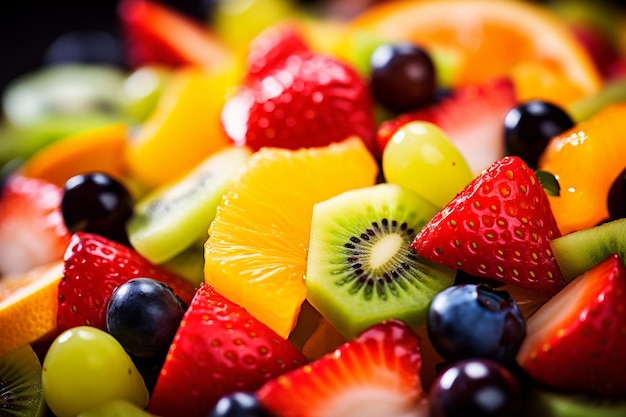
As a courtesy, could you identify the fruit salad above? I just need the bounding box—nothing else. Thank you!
[1,0,626,416]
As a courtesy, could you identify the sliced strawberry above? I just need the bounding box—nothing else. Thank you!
[517,253,626,396]
[0,174,71,276]
[257,320,426,417]
[117,0,231,69]
[57,232,196,333]
[245,23,310,82]
[148,283,306,417]
[377,78,516,173]
[410,156,566,295]
[221,41,378,156]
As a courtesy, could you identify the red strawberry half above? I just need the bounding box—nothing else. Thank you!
[148,283,306,417]
[257,319,426,417]
[0,174,71,276]
[221,33,378,155]
[410,156,566,295]
[57,232,196,333]
[377,78,516,173]
[517,253,626,396]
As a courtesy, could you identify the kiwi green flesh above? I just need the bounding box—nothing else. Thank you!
[0,344,46,417]
[523,389,626,417]
[306,183,456,340]
[550,218,626,282]
[160,245,205,287]
[127,146,252,264]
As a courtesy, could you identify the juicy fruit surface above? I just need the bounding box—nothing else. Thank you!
[411,156,566,295]
[148,283,306,417]
[257,320,425,417]
[349,0,601,106]
[0,344,46,417]
[204,138,378,338]
[517,254,626,396]
[538,103,626,234]
[306,183,455,339]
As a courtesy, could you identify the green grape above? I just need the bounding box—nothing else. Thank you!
[121,66,172,124]
[42,326,149,417]
[78,399,157,417]
[382,121,473,208]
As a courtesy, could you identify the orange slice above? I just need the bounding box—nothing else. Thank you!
[20,122,129,187]
[538,103,626,235]
[349,0,602,107]
[0,261,64,356]
[204,137,378,338]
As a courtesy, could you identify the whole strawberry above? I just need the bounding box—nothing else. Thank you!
[410,156,566,295]
[221,26,378,156]
[148,283,306,417]
[517,254,626,396]
[57,232,196,333]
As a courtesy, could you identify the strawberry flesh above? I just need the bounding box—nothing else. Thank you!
[410,156,566,295]
[257,319,426,417]
[0,174,71,276]
[517,253,626,396]
[57,232,196,333]
[377,78,516,173]
[148,283,306,417]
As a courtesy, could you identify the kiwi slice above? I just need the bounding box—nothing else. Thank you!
[305,183,456,340]
[160,245,205,287]
[127,146,252,264]
[0,344,46,417]
[550,218,626,282]
[523,388,626,417]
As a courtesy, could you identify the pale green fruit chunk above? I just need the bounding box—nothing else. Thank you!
[382,121,473,208]
[42,326,149,417]
[78,399,157,417]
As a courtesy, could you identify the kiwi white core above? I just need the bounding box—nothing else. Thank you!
[370,234,403,269]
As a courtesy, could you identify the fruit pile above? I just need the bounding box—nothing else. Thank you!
[1,0,626,416]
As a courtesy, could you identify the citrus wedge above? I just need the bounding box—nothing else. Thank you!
[348,0,602,107]
[204,137,378,338]
[0,261,64,356]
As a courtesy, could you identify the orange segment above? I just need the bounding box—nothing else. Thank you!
[538,103,626,235]
[0,261,64,356]
[349,0,602,106]
[204,137,378,338]
[20,122,129,187]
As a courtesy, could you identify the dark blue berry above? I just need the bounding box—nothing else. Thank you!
[427,284,526,364]
[209,392,271,417]
[370,42,437,113]
[607,168,626,221]
[43,30,125,68]
[61,172,133,245]
[504,100,574,168]
[106,277,186,358]
[429,359,521,417]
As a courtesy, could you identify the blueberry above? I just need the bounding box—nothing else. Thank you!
[504,100,574,168]
[44,30,125,68]
[208,392,271,417]
[427,284,526,364]
[61,172,133,245]
[370,42,437,113]
[106,278,187,358]
[429,358,521,417]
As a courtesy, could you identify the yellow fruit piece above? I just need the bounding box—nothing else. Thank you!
[125,67,239,188]
[20,122,129,187]
[348,0,602,106]
[0,261,64,356]
[538,103,626,235]
[204,137,378,338]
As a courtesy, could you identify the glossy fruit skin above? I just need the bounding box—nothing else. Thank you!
[57,232,196,334]
[504,100,574,168]
[106,278,187,358]
[148,283,306,417]
[209,392,271,417]
[42,326,149,417]
[411,156,566,295]
[428,359,521,417]
[61,172,133,245]
[370,42,437,113]
[427,284,526,364]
